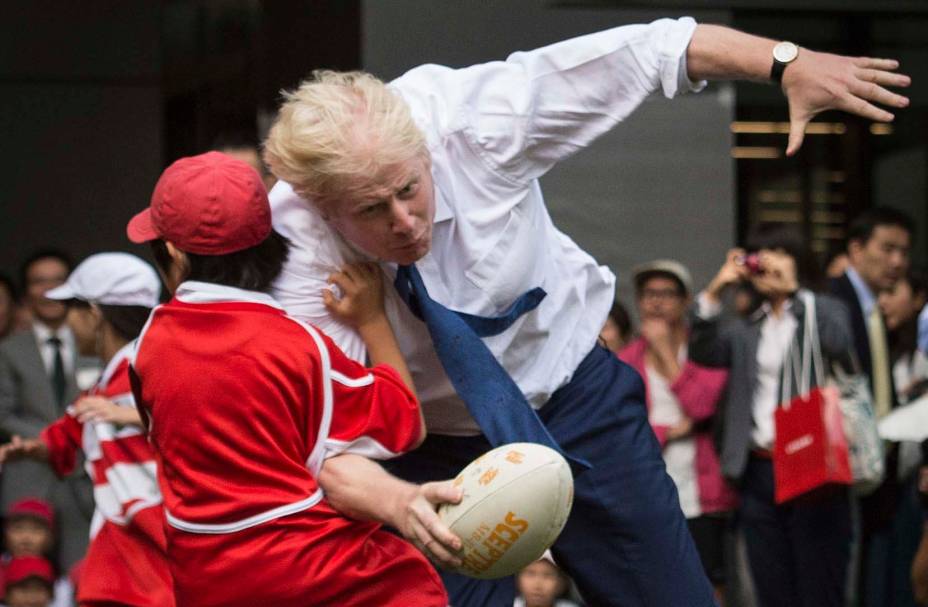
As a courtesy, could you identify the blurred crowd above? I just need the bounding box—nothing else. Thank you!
[0,134,925,607]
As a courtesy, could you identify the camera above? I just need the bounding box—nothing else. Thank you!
[737,253,764,275]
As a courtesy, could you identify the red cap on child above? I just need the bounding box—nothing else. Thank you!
[5,556,54,586]
[6,498,54,528]
[127,151,272,255]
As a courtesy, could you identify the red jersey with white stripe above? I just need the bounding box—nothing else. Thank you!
[130,281,446,607]
[41,343,173,606]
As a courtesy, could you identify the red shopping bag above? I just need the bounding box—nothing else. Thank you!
[773,384,852,504]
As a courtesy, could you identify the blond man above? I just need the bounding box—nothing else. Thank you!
[264,18,909,607]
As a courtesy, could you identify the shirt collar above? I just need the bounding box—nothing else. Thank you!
[174,281,284,310]
[97,342,135,389]
[845,266,876,316]
[32,321,71,345]
[752,297,795,323]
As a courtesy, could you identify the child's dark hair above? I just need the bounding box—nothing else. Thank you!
[99,305,153,341]
[151,230,291,293]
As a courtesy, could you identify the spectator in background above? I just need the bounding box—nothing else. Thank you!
[881,267,928,404]
[0,250,94,572]
[3,556,56,607]
[0,275,19,341]
[212,131,276,191]
[690,224,854,607]
[829,207,915,607]
[0,253,172,607]
[2,498,73,607]
[515,551,580,607]
[619,260,735,604]
[599,300,632,354]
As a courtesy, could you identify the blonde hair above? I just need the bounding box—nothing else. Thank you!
[263,70,428,204]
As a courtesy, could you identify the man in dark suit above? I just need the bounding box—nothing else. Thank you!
[0,250,96,572]
[829,207,915,607]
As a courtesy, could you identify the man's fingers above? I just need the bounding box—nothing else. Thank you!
[409,519,462,568]
[838,94,895,123]
[422,480,464,506]
[849,80,910,110]
[853,57,900,71]
[786,114,809,157]
[856,68,911,89]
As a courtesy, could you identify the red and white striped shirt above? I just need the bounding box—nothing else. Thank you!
[42,342,162,538]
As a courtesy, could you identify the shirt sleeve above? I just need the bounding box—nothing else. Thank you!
[269,181,368,363]
[318,332,422,460]
[39,413,84,478]
[919,303,928,354]
[392,17,703,187]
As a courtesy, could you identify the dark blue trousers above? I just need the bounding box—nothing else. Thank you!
[739,456,852,607]
[387,345,716,607]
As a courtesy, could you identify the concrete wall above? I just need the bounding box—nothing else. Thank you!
[363,0,736,312]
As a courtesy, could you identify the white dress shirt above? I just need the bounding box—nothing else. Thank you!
[750,302,798,450]
[32,321,75,377]
[695,294,798,450]
[645,347,700,518]
[271,18,704,435]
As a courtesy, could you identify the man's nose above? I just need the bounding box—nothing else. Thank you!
[389,199,416,235]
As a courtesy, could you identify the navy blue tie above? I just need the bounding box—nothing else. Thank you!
[394,264,590,473]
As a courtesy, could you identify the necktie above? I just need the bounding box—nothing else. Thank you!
[394,264,590,473]
[47,336,66,408]
[866,307,891,419]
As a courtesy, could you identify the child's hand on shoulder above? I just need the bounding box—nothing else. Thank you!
[323,263,387,330]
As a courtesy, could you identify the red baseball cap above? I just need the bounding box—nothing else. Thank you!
[6,498,54,528]
[127,151,272,255]
[5,556,54,586]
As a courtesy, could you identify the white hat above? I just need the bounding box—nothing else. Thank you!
[46,252,161,308]
[631,259,693,295]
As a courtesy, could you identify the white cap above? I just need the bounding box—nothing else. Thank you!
[46,252,161,308]
[631,259,693,295]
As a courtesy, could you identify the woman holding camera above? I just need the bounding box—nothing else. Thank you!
[689,224,854,607]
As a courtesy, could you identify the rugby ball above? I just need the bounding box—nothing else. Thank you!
[437,442,574,579]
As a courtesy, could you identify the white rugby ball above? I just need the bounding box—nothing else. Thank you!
[438,442,574,579]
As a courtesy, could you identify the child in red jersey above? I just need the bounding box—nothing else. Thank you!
[125,151,447,607]
[0,253,172,607]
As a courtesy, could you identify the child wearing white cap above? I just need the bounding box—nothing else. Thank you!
[515,551,581,607]
[0,252,174,607]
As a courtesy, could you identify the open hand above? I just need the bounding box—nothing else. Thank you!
[392,480,464,569]
[0,435,48,464]
[783,51,910,156]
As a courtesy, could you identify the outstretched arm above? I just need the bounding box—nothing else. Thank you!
[687,24,910,155]
[318,454,463,568]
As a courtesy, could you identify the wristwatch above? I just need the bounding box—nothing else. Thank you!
[771,41,799,84]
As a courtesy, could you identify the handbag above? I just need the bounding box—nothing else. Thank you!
[830,356,884,495]
[800,291,884,494]
[772,291,853,504]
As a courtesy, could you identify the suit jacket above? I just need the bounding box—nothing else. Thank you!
[0,326,97,570]
[689,291,853,482]
[828,272,898,407]
[829,272,905,534]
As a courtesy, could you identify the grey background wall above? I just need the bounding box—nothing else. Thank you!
[363,0,736,307]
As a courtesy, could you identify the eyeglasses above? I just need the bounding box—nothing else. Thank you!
[639,288,683,301]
